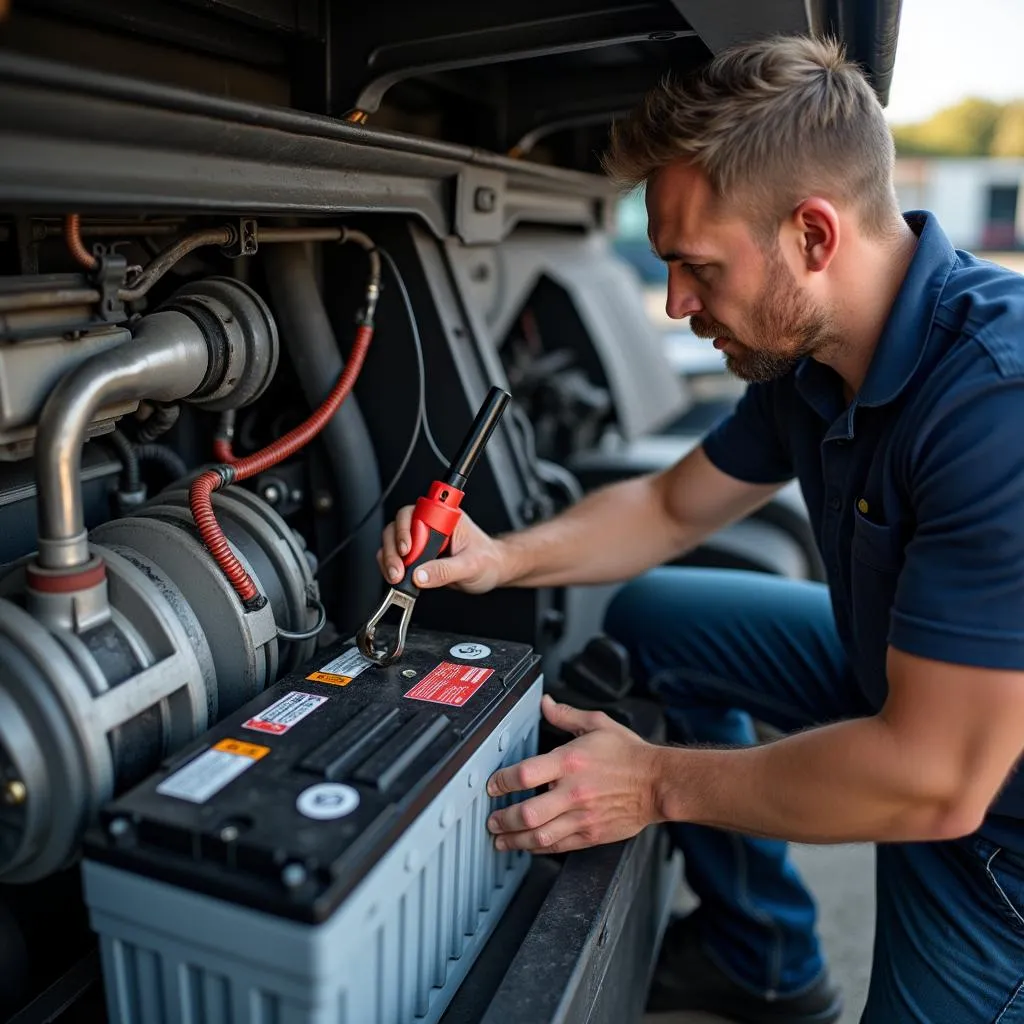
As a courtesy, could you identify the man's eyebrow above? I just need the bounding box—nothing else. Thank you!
[648,240,711,263]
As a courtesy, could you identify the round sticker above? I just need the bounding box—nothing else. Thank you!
[450,642,491,661]
[296,783,360,821]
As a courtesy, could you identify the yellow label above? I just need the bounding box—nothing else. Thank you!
[214,738,271,760]
[306,671,353,686]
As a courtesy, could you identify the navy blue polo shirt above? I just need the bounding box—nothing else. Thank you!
[701,211,1024,844]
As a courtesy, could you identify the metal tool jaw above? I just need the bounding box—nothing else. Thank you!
[356,587,416,665]
[356,385,511,668]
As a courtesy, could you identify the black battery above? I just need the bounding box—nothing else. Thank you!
[82,627,541,925]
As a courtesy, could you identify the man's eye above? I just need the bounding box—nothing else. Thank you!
[683,263,708,281]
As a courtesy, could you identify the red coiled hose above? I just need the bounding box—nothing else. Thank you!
[189,323,374,605]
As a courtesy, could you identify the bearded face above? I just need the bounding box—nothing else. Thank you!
[688,243,839,384]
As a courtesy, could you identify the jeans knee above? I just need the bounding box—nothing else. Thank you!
[603,569,671,647]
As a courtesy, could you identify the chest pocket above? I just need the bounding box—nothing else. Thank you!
[849,507,903,706]
[847,408,912,707]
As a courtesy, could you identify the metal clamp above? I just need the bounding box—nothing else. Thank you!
[356,588,416,665]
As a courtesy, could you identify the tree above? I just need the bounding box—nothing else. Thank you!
[991,102,1024,157]
[891,98,1004,157]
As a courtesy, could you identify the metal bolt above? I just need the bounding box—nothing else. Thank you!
[219,825,239,843]
[401,669,417,679]
[108,817,130,838]
[2,780,26,806]
[474,186,497,213]
[290,489,304,503]
[262,484,281,505]
[314,493,333,513]
[281,863,307,888]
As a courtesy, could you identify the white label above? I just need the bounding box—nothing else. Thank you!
[243,691,328,736]
[157,743,264,804]
[306,647,376,686]
[297,783,361,820]
[449,642,491,661]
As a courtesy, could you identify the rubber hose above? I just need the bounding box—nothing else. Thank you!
[262,244,384,627]
[107,428,141,493]
[135,443,188,483]
[135,403,180,443]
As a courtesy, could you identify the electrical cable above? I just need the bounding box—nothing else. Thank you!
[315,246,429,575]
[189,232,381,605]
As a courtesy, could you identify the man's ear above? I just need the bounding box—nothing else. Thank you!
[790,197,839,273]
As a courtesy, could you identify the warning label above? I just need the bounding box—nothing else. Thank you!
[242,691,328,735]
[404,661,494,707]
[307,647,376,687]
[156,737,270,804]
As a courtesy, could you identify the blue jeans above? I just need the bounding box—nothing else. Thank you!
[605,567,1024,1023]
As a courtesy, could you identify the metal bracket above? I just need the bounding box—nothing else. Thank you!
[222,218,258,258]
[455,168,507,245]
[92,252,127,322]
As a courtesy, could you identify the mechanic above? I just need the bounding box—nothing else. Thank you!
[378,34,1024,1024]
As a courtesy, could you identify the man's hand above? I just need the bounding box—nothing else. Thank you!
[485,694,664,854]
[377,507,508,595]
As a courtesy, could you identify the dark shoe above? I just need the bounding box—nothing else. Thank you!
[646,915,843,1024]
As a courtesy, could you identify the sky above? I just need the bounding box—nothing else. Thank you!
[884,0,1024,124]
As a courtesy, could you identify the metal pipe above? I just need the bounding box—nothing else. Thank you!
[34,311,210,569]
[257,227,343,243]
[0,288,100,313]
[118,227,233,302]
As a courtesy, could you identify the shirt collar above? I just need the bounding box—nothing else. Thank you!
[855,210,957,408]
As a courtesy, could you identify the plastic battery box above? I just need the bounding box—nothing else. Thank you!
[80,627,543,1024]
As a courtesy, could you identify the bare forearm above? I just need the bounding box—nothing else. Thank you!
[658,717,980,844]
[497,475,689,588]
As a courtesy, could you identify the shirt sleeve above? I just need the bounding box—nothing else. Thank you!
[890,377,1024,670]
[700,380,795,485]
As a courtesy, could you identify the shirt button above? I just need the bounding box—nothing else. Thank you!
[857,498,869,515]
[829,496,841,510]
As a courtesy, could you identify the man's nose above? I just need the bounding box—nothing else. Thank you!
[665,279,702,320]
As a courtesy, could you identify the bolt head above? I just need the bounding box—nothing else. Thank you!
[2,780,26,806]
[219,825,239,843]
[108,817,130,838]
[314,493,333,513]
[263,485,281,504]
[402,669,417,679]
[281,863,307,888]
[474,186,497,213]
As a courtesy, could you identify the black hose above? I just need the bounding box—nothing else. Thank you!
[135,403,180,443]
[135,443,188,483]
[106,429,140,492]
[263,244,384,632]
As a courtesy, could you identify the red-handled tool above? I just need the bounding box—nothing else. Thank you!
[356,385,511,665]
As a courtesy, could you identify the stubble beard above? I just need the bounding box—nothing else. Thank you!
[691,247,841,384]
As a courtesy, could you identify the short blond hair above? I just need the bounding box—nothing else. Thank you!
[603,35,901,240]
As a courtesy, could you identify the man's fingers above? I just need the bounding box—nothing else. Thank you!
[409,551,476,590]
[488,787,568,835]
[492,812,586,853]
[541,693,609,737]
[487,750,563,798]
[379,523,404,583]
[394,505,414,557]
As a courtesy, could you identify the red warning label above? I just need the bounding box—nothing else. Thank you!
[404,661,495,707]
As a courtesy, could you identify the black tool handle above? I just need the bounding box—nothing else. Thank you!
[395,528,449,598]
[446,386,511,489]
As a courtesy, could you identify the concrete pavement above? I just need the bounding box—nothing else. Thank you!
[644,842,877,1024]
